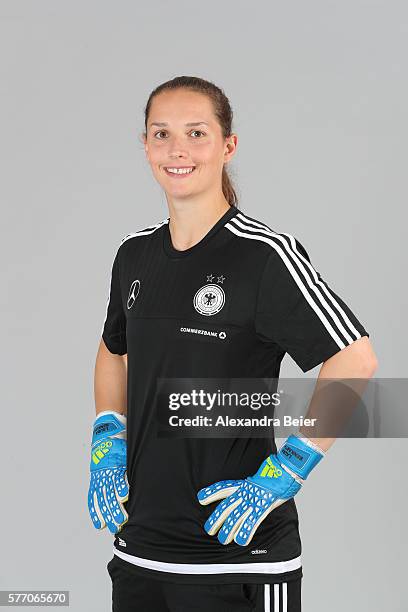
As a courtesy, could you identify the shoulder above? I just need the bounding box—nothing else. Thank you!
[227,209,311,263]
[115,215,169,257]
[120,216,169,246]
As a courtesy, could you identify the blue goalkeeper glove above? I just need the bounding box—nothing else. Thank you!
[88,411,129,534]
[197,434,325,546]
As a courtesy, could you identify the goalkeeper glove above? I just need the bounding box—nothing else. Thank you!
[197,433,325,546]
[88,410,129,534]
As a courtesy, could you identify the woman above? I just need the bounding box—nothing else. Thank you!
[88,76,378,611]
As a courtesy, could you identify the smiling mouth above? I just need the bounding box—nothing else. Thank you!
[163,166,196,177]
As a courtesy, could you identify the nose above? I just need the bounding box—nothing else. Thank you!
[167,136,189,158]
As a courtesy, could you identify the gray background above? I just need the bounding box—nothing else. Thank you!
[1,1,407,610]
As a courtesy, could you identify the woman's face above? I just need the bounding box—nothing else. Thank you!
[143,89,236,200]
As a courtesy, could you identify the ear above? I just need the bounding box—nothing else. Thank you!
[224,134,238,163]
[139,131,148,156]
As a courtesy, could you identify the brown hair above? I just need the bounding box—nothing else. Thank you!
[143,76,238,208]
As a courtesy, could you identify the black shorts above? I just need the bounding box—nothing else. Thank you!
[107,555,302,611]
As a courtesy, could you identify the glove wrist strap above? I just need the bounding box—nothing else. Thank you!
[277,434,324,480]
[92,411,127,445]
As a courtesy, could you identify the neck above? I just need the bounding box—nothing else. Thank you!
[166,193,232,251]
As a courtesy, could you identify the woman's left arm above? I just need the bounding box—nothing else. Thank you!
[299,335,378,452]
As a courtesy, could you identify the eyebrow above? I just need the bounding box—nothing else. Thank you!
[149,121,209,128]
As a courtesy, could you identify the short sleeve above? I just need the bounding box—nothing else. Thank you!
[101,245,127,355]
[255,234,369,372]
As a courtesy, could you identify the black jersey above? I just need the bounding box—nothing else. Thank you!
[101,205,369,585]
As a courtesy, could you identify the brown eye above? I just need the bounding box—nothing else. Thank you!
[154,130,168,139]
[153,129,205,139]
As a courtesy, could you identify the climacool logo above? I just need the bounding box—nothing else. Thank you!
[281,445,307,468]
[94,422,116,437]
[180,327,227,340]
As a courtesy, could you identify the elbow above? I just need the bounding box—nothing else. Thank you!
[364,355,379,377]
[359,344,378,377]
[363,339,379,377]
[356,336,379,377]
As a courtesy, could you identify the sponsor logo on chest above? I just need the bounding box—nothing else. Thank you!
[127,279,141,309]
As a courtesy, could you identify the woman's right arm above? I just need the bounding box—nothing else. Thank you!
[88,339,129,534]
[94,338,127,417]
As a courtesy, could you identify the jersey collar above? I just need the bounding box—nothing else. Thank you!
[162,205,239,259]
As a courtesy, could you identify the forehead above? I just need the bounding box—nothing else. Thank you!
[148,89,215,126]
